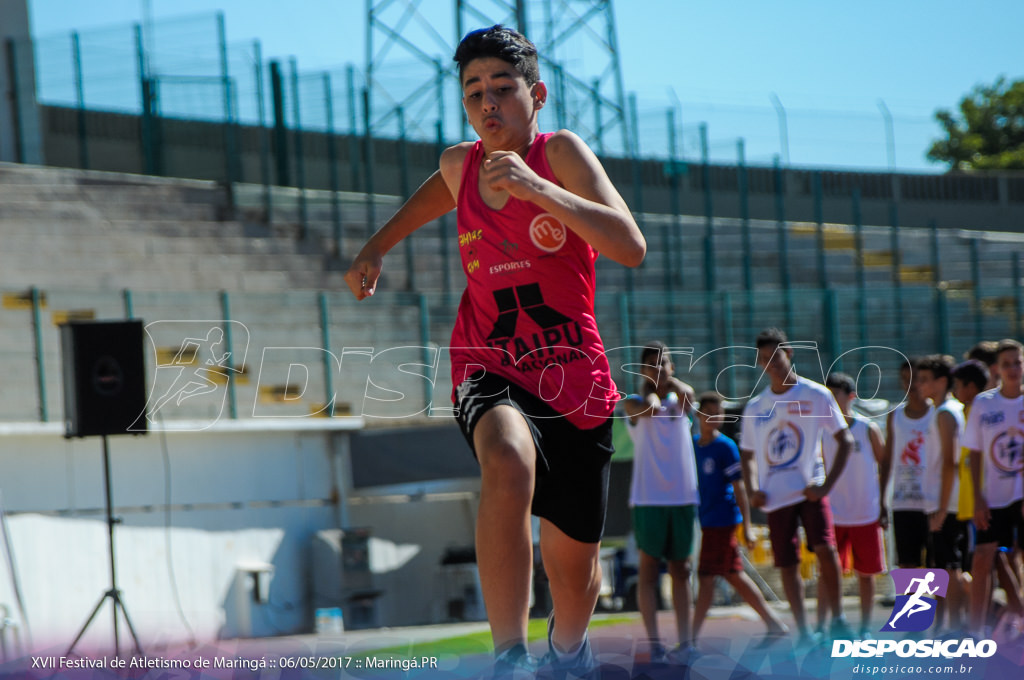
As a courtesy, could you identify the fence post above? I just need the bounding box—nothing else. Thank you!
[813,171,826,288]
[4,39,25,162]
[135,25,158,175]
[774,156,792,330]
[419,293,432,410]
[436,120,452,296]
[217,13,238,186]
[290,58,307,239]
[269,60,289,187]
[362,87,376,237]
[347,65,361,193]
[700,123,714,292]
[851,189,868,364]
[1015,253,1023,336]
[723,290,737,398]
[71,32,89,169]
[592,78,604,155]
[324,72,342,257]
[254,41,272,223]
[398,107,415,291]
[626,93,642,297]
[890,223,905,352]
[319,292,336,417]
[31,287,47,422]
[853,189,864,292]
[738,139,751,291]
[822,288,841,373]
[619,292,632,351]
[936,287,951,356]
[219,291,238,420]
[971,237,982,341]
[930,220,942,284]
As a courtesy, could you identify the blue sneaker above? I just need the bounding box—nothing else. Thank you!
[539,613,595,678]
[490,642,537,679]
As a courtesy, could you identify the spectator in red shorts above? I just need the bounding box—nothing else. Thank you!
[739,328,854,645]
[692,391,788,641]
[823,372,889,639]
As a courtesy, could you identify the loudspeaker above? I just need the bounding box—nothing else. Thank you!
[60,320,147,438]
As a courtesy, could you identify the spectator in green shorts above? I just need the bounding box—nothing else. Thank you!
[623,341,698,662]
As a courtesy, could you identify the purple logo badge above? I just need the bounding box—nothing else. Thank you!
[881,569,950,632]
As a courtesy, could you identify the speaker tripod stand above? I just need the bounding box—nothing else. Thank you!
[66,435,143,657]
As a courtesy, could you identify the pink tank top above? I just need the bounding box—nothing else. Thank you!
[449,133,618,428]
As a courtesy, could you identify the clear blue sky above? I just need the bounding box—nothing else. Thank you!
[26,0,1024,172]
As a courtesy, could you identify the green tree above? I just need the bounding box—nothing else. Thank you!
[927,76,1024,170]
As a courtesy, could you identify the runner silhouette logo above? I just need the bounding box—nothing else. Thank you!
[881,569,950,632]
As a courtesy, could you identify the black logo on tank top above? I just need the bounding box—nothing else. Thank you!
[485,284,586,370]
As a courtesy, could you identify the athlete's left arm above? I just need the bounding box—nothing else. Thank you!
[483,130,645,266]
[867,421,890,529]
[930,410,959,532]
[667,376,695,415]
[806,427,853,501]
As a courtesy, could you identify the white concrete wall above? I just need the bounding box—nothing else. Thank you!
[0,418,484,654]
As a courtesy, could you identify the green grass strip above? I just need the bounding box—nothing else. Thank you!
[362,615,637,659]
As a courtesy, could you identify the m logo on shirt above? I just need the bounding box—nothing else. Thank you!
[991,427,1024,474]
[766,422,802,468]
[529,213,567,253]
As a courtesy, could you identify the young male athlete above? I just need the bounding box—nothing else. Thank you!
[885,358,934,568]
[622,342,698,661]
[964,340,1024,637]
[822,372,888,638]
[692,391,788,642]
[344,25,645,676]
[739,328,853,644]
[917,354,967,631]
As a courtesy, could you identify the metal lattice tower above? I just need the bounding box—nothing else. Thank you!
[365,0,628,154]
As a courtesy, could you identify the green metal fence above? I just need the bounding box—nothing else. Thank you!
[3,282,1020,424]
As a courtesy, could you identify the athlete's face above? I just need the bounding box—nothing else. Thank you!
[997,348,1023,389]
[696,399,724,435]
[952,377,977,406]
[916,369,942,403]
[756,343,792,384]
[900,366,922,402]
[461,57,546,152]
[828,386,854,413]
[640,351,673,392]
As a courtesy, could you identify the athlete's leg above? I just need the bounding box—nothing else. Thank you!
[779,565,807,634]
[539,518,602,654]
[692,575,716,640]
[473,405,537,652]
[667,557,693,646]
[814,544,844,623]
[857,573,875,631]
[969,543,997,635]
[636,550,663,645]
[725,572,789,634]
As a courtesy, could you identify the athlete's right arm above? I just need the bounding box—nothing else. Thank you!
[969,445,989,530]
[739,447,765,509]
[343,145,468,300]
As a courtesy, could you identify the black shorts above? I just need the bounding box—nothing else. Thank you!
[454,370,615,543]
[975,500,1024,550]
[929,513,967,570]
[893,510,930,567]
